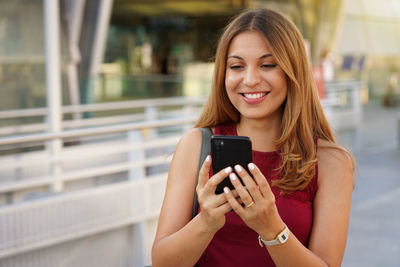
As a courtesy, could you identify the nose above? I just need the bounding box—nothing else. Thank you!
[243,67,261,88]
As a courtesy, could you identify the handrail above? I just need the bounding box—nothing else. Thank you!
[0,96,206,119]
[0,135,181,170]
[0,107,202,136]
[0,158,170,194]
[0,113,145,136]
[0,115,198,146]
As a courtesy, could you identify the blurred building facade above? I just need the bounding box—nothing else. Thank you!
[2,0,400,112]
[1,0,369,110]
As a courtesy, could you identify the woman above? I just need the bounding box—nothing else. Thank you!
[152,8,354,267]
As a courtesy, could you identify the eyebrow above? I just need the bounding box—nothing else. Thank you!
[227,54,273,60]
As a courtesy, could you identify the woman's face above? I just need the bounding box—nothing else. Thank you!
[225,30,287,122]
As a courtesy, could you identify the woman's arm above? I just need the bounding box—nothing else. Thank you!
[307,140,354,266]
[223,139,354,267]
[152,129,233,267]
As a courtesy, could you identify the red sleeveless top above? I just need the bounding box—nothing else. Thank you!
[197,123,318,267]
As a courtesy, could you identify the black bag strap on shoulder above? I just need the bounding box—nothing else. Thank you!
[191,127,213,219]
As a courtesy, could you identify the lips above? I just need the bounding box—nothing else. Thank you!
[241,92,269,104]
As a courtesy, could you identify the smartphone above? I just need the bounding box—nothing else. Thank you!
[211,135,253,194]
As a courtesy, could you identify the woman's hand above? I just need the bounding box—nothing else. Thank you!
[223,163,285,240]
[196,155,234,234]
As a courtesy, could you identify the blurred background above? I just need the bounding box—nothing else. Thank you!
[0,0,399,266]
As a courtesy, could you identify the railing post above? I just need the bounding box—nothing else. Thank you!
[144,106,159,140]
[44,0,63,192]
[127,131,145,180]
[127,129,147,266]
[134,105,160,266]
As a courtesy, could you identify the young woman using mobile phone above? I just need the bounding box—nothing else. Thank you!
[152,8,354,267]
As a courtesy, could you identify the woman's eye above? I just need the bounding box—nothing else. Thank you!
[229,65,242,70]
[262,64,277,68]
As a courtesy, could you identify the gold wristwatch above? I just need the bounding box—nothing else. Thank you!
[258,224,290,247]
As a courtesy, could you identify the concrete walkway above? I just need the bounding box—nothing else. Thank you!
[338,103,400,267]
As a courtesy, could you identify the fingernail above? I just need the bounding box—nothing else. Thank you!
[205,155,210,162]
[225,167,232,174]
[224,187,229,194]
[248,163,255,170]
[229,173,236,181]
[234,165,242,172]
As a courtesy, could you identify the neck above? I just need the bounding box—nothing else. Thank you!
[237,116,282,152]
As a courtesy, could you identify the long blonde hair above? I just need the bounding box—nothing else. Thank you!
[195,8,337,193]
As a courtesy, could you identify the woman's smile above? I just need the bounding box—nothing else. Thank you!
[241,92,270,104]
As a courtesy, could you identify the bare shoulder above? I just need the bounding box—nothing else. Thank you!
[317,139,354,187]
[178,128,202,146]
[171,128,203,172]
[174,128,202,161]
[174,127,214,162]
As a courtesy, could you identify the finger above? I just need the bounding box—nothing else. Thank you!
[212,191,241,207]
[219,189,240,202]
[228,172,254,207]
[248,163,273,199]
[234,165,264,202]
[223,186,245,215]
[215,201,234,215]
[204,166,233,194]
[214,192,231,207]
[231,189,239,198]
[229,189,243,204]
[198,155,212,188]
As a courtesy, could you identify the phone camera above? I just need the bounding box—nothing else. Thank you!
[216,140,224,147]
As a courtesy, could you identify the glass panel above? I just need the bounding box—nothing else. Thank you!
[0,0,46,115]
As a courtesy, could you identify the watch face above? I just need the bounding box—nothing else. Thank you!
[278,231,289,243]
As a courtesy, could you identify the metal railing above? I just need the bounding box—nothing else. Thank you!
[0,96,205,266]
[0,96,205,136]
[0,82,362,266]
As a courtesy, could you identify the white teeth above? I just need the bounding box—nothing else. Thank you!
[243,93,266,99]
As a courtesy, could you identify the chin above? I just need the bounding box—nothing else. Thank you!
[239,109,282,121]
[240,113,270,121]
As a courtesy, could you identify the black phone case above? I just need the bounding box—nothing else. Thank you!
[211,135,253,194]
